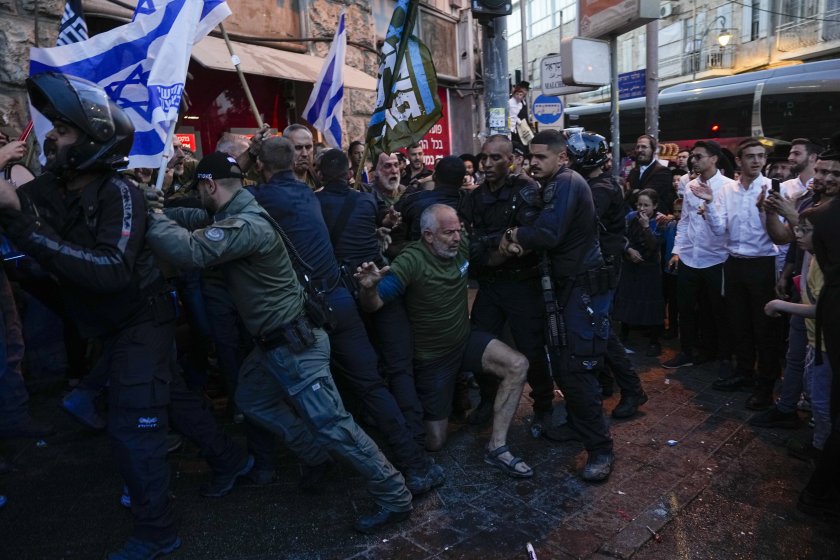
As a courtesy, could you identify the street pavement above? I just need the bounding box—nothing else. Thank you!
[1,335,838,559]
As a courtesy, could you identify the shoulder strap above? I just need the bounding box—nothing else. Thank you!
[257,210,314,275]
[327,194,356,250]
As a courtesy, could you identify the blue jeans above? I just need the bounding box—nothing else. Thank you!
[805,345,834,449]
[235,328,412,512]
[777,314,808,414]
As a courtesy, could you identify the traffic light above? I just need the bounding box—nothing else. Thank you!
[471,0,512,20]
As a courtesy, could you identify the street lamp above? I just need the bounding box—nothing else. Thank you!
[693,15,731,78]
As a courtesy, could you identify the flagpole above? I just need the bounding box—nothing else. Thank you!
[154,119,179,192]
[218,23,264,129]
[359,0,420,187]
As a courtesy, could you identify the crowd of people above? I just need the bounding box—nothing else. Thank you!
[0,71,838,559]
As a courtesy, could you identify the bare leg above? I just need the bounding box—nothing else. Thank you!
[481,340,530,474]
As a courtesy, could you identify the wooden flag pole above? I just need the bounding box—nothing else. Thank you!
[219,22,264,129]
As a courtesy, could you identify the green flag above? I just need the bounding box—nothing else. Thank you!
[366,0,441,156]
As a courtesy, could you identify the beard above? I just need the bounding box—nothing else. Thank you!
[431,237,458,259]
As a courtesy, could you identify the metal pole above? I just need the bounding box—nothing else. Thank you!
[609,35,620,177]
[520,1,529,85]
[154,119,179,192]
[481,17,509,136]
[645,21,659,139]
[219,23,264,128]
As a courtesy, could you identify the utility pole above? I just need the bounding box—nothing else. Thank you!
[481,17,509,136]
[645,21,659,139]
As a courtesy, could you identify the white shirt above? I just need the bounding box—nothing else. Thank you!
[780,175,811,200]
[672,170,734,268]
[508,97,524,132]
[776,175,811,272]
[706,174,779,258]
[677,172,691,198]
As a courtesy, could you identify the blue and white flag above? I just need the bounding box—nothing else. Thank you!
[29,0,230,169]
[57,0,89,46]
[302,11,346,149]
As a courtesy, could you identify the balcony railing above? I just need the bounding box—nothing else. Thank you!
[777,7,840,52]
[660,45,736,79]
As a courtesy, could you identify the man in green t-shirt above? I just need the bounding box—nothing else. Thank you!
[356,204,533,478]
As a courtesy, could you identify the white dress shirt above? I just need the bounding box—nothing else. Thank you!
[780,176,811,200]
[672,170,734,268]
[706,174,779,258]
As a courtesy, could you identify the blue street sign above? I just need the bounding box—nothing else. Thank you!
[532,94,564,125]
[618,70,646,100]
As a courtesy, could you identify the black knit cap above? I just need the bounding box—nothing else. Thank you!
[434,155,466,187]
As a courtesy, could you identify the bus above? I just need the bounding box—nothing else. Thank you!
[563,59,840,157]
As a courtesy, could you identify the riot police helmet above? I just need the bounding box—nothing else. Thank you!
[565,129,609,172]
[26,72,134,173]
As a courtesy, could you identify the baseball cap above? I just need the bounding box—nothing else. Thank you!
[194,151,244,182]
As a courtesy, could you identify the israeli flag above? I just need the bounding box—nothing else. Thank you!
[302,11,346,149]
[29,0,230,169]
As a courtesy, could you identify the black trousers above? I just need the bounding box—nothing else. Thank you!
[327,286,427,472]
[365,296,425,448]
[677,261,731,360]
[471,278,555,416]
[806,286,840,496]
[724,256,782,386]
[106,317,175,543]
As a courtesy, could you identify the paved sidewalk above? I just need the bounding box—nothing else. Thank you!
[1,342,837,559]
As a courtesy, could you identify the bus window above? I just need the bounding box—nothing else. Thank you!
[660,94,752,142]
[761,92,839,142]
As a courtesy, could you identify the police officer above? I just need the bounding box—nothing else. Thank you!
[396,155,467,241]
[0,73,188,558]
[499,130,615,482]
[144,150,414,533]
[459,135,556,437]
[316,149,424,449]
[248,138,443,495]
[565,130,648,419]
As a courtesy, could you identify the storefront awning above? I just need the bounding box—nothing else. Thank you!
[191,36,377,91]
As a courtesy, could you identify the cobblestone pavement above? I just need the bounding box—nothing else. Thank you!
[1,338,838,559]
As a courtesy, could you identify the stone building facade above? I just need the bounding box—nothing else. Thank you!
[0,0,63,132]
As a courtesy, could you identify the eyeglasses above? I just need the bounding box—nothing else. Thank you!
[793,225,814,235]
[690,154,708,160]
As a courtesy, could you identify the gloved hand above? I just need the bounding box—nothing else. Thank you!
[139,184,165,212]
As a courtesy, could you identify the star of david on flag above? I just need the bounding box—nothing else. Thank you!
[302,11,346,149]
[29,0,231,169]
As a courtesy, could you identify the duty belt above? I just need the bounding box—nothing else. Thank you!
[255,315,316,352]
[557,265,618,296]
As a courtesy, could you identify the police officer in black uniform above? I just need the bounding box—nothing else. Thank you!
[499,130,615,482]
[316,149,425,448]
[459,135,556,436]
[565,130,648,419]
[249,137,444,494]
[395,155,467,241]
[0,74,253,560]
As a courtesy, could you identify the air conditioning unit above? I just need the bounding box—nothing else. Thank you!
[660,2,675,17]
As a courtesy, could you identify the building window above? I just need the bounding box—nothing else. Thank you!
[509,2,522,48]
[751,0,761,40]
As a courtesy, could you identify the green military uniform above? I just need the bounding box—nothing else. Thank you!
[145,188,412,514]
